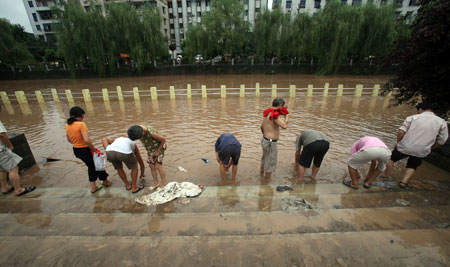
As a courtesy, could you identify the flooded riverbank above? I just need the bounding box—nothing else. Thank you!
[0,93,448,188]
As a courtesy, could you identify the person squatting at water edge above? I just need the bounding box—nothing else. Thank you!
[66,106,112,193]
[102,136,146,193]
[260,98,289,180]
[0,105,36,196]
[295,130,330,183]
[383,101,449,188]
[128,125,168,189]
[344,136,392,190]
[215,133,242,180]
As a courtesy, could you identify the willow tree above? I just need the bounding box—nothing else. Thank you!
[310,0,363,74]
[182,25,211,60]
[53,0,168,76]
[201,0,250,58]
[290,14,314,62]
[52,0,98,76]
[106,3,167,73]
[253,8,292,61]
[354,3,399,63]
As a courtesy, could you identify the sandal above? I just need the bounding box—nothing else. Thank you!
[342,180,358,190]
[398,181,409,189]
[91,185,103,194]
[363,178,371,189]
[16,186,36,196]
[2,186,14,194]
[132,184,145,194]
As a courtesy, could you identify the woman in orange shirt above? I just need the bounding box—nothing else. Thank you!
[66,106,111,193]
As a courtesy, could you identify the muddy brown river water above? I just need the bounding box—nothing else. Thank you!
[0,74,448,188]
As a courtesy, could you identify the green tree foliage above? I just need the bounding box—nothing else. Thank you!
[253,8,292,61]
[254,1,406,74]
[183,0,250,61]
[44,49,58,63]
[386,0,450,117]
[53,0,168,77]
[0,20,34,65]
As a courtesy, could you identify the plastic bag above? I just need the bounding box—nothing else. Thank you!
[93,151,106,171]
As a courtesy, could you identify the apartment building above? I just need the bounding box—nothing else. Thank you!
[278,0,420,17]
[168,0,268,54]
[23,0,170,42]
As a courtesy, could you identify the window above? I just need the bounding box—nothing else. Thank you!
[28,1,33,7]
[206,0,210,6]
[196,0,201,6]
[409,0,417,6]
[255,7,260,13]
[286,1,292,8]
[163,7,166,13]
[352,0,361,5]
[43,23,51,32]
[178,12,183,18]
[187,0,191,7]
[180,34,184,39]
[36,25,41,31]
[245,10,248,16]
[314,0,321,8]
[406,11,413,17]
[170,23,174,29]
[341,0,347,4]
[179,23,184,28]
[164,18,167,25]
[168,2,172,8]
[32,13,38,22]
[177,1,181,7]
[197,11,201,16]
[171,34,175,40]
[299,0,306,8]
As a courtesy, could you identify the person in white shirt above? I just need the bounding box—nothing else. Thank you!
[383,101,449,188]
[102,137,146,193]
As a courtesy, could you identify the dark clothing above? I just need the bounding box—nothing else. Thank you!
[390,147,423,170]
[215,133,242,165]
[73,147,109,182]
[298,140,330,168]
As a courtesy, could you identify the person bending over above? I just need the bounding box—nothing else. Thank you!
[344,136,391,190]
[102,137,146,193]
[215,133,241,180]
[295,130,330,182]
[128,125,167,189]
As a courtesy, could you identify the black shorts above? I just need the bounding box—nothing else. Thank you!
[298,140,330,168]
[218,144,241,165]
[390,147,423,170]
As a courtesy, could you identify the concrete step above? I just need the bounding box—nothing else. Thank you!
[1,206,449,237]
[1,186,449,214]
[1,229,449,266]
[3,183,448,200]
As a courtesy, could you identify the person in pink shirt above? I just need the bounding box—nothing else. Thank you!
[343,136,391,189]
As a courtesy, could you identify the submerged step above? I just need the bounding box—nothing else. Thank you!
[1,229,449,266]
[0,206,449,237]
[0,190,448,214]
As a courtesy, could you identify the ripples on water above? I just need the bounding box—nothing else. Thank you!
[1,94,448,187]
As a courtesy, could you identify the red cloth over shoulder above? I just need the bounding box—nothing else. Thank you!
[263,107,289,120]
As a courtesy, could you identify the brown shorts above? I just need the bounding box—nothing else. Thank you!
[106,151,137,170]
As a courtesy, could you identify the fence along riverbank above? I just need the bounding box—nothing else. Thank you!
[1,83,392,106]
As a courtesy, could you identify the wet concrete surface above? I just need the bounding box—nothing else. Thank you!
[1,75,450,266]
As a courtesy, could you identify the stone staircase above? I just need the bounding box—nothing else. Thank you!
[1,183,449,266]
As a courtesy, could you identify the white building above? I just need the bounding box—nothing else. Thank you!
[278,0,419,17]
[22,0,170,42]
[168,0,268,54]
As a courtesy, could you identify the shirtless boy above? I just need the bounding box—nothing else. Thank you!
[260,98,289,180]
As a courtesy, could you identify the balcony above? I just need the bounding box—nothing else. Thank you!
[170,18,174,23]
[178,18,183,23]
[169,8,173,13]
[197,6,201,11]
[178,7,182,12]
